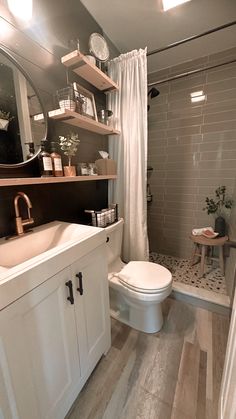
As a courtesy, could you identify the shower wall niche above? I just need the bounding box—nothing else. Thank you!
[147,46,236,259]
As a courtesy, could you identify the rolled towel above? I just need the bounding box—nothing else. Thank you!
[192,227,214,236]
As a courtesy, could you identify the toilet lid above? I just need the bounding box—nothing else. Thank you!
[117,261,172,294]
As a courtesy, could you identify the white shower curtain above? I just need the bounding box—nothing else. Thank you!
[108,48,149,262]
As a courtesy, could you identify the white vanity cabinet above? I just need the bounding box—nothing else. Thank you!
[71,247,110,378]
[0,242,111,419]
[0,266,81,419]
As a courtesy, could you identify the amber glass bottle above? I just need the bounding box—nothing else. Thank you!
[50,142,63,177]
[38,140,53,177]
[25,142,35,160]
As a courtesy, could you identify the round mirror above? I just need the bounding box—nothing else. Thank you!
[0,47,47,167]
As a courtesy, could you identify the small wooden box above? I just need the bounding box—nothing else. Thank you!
[95,158,117,175]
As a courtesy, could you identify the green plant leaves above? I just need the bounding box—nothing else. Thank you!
[58,132,80,158]
[203,185,233,215]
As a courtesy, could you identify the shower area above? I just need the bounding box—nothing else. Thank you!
[146,22,236,306]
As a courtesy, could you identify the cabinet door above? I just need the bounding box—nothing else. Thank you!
[71,245,111,377]
[0,267,81,419]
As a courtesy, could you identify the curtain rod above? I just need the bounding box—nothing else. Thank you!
[148,58,236,87]
[147,20,236,57]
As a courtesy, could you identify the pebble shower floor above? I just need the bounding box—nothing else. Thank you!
[149,252,227,295]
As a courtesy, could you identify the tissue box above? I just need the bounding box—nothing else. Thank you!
[95,158,117,175]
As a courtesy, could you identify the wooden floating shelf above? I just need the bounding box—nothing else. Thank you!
[48,109,120,135]
[61,50,119,92]
[0,175,117,187]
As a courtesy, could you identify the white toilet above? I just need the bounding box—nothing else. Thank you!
[105,218,172,333]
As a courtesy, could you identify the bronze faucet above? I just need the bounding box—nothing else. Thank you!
[14,192,34,235]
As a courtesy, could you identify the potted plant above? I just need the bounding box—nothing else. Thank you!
[59,132,80,176]
[0,110,14,131]
[203,186,233,236]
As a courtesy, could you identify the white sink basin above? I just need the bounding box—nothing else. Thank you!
[0,221,100,269]
[0,221,105,311]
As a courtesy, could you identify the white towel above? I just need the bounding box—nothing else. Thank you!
[192,227,214,236]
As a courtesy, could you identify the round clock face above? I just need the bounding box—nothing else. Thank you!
[89,33,110,62]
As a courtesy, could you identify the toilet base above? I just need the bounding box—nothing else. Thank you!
[109,287,164,333]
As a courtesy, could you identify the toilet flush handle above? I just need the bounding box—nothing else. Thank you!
[106,236,109,243]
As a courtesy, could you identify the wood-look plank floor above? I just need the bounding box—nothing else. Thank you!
[67,298,230,419]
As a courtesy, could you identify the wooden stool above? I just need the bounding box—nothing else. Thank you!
[190,234,228,277]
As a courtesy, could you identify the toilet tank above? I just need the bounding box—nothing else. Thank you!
[105,218,124,269]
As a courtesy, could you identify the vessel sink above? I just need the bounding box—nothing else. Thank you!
[0,221,99,269]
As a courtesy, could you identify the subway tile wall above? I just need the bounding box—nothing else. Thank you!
[225,177,236,301]
[147,47,236,261]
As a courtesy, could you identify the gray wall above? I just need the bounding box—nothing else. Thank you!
[147,47,236,262]
[0,0,119,237]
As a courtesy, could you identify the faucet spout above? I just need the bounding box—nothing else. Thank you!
[14,192,34,235]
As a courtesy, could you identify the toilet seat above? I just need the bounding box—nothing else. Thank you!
[117,261,172,294]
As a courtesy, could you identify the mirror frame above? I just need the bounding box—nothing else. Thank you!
[0,45,48,168]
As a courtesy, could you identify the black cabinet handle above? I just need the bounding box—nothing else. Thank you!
[76,272,83,295]
[65,280,74,304]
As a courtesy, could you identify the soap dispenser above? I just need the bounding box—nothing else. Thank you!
[50,142,63,177]
[38,140,53,177]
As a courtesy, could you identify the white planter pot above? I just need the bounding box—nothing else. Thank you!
[0,119,9,131]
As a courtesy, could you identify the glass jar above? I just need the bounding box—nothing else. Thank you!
[98,109,113,126]
[88,163,97,176]
[77,163,89,175]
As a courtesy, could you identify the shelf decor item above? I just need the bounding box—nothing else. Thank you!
[59,132,80,177]
[95,151,116,175]
[97,109,113,126]
[0,110,14,131]
[85,203,118,227]
[73,82,97,120]
[56,86,76,112]
[38,140,53,177]
[50,142,63,177]
[203,186,233,237]
[85,55,96,65]
[89,33,110,63]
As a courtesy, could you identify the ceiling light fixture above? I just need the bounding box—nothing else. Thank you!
[190,90,206,103]
[7,0,32,20]
[162,0,191,11]
[191,91,204,98]
[191,95,206,103]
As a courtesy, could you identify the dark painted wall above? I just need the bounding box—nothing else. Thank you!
[0,0,119,237]
[0,182,108,238]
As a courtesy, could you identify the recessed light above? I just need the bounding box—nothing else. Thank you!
[7,0,32,20]
[190,91,206,103]
[191,95,206,103]
[191,91,204,98]
[162,0,191,12]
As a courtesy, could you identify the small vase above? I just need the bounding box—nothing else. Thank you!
[64,166,76,177]
[214,216,226,237]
